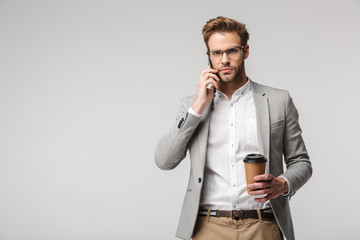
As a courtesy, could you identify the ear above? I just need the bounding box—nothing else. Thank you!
[244,44,250,60]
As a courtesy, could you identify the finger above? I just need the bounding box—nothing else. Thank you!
[248,188,268,196]
[254,192,278,202]
[204,82,218,91]
[202,72,220,83]
[254,196,270,203]
[254,174,274,182]
[247,182,270,190]
[208,78,219,89]
[201,68,218,78]
[198,77,217,87]
[202,68,218,75]
[207,84,216,92]
[202,78,219,89]
[207,73,220,82]
[206,67,218,73]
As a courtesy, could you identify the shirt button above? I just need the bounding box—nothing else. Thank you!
[231,123,233,126]
[233,184,236,187]
[198,178,202,183]
[232,165,235,167]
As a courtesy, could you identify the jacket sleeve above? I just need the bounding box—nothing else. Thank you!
[282,92,313,198]
[154,98,201,170]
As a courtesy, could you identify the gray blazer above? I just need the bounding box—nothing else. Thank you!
[155,80,312,240]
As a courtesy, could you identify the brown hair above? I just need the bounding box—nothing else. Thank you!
[202,16,249,51]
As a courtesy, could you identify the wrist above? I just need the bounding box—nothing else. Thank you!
[277,177,289,195]
[191,101,206,115]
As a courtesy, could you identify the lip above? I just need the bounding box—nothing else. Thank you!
[220,68,232,73]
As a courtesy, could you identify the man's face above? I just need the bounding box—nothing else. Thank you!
[207,32,249,83]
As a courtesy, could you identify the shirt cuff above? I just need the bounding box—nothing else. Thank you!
[188,107,203,118]
[278,176,291,197]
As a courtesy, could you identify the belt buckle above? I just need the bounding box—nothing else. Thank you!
[231,210,244,221]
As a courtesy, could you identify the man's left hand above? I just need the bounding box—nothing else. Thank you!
[247,174,289,202]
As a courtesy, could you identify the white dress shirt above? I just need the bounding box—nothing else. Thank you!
[189,79,271,210]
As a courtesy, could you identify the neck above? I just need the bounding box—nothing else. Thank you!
[219,72,248,100]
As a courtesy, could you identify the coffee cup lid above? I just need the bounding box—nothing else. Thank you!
[243,154,267,163]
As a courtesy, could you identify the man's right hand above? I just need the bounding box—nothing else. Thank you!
[191,66,219,115]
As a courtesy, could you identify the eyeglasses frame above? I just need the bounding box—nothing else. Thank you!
[207,45,245,62]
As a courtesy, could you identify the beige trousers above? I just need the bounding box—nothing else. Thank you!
[192,216,283,240]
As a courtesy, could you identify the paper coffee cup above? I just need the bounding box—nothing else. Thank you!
[243,154,267,193]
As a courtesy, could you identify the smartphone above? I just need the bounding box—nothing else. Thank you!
[208,57,215,70]
[207,58,218,90]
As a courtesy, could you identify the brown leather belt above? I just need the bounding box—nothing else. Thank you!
[198,209,275,221]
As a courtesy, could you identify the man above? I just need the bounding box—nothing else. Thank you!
[155,16,312,240]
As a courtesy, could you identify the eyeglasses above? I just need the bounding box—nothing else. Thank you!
[207,46,245,62]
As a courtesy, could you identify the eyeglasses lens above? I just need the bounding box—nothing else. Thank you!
[210,47,242,62]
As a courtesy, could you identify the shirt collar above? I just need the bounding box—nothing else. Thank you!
[215,77,252,102]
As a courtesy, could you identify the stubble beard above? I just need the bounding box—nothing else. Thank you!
[218,60,245,85]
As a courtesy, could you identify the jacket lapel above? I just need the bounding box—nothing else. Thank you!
[252,81,270,174]
[198,100,213,171]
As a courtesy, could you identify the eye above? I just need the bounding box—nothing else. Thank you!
[212,50,222,56]
[227,48,239,54]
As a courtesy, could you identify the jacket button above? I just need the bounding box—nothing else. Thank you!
[198,178,202,183]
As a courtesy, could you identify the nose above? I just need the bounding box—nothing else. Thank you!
[220,52,230,65]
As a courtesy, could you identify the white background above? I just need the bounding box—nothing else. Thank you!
[0,0,359,239]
